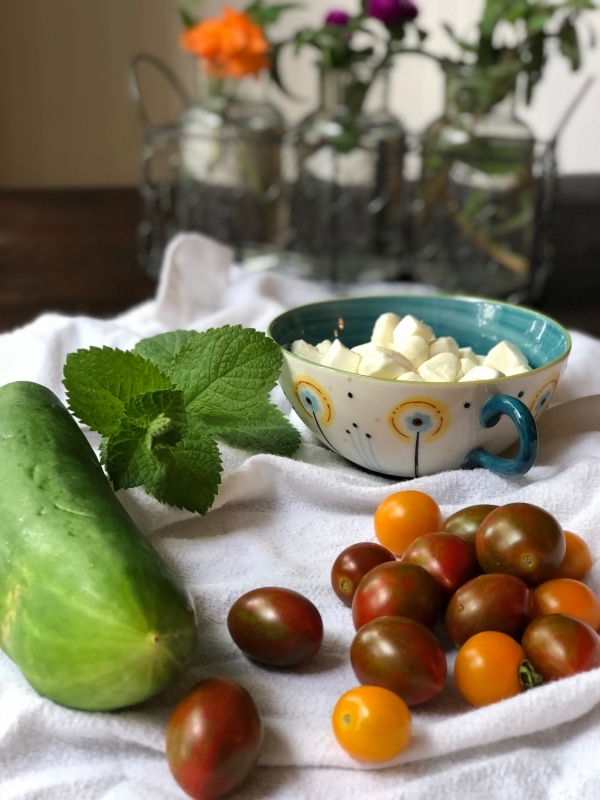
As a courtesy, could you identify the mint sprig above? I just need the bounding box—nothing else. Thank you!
[63,326,300,514]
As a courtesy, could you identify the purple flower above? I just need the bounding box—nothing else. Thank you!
[367,0,418,26]
[325,9,351,26]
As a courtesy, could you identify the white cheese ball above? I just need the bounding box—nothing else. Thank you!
[394,335,429,370]
[458,366,505,382]
[358,346,413,379]
[351,342,374,357]
[396,371,424,382]
[484,341,529,374]
[429,336,460,359]
[417,353,460,382]
[321,340,362,374]
[316,340,333,355]
[291,339,324,364]
[393,315,435,346]
[371,312,402,347]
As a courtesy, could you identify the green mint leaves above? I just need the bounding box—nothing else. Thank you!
[63,326,300,514]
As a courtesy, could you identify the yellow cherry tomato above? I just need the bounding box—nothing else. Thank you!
[332,686,412,763]
[454,631,526,707]
[531,578,600,630]
[374,491,443,557]
[554,531,593,581]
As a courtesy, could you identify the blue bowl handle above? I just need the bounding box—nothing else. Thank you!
[461,395,538,477]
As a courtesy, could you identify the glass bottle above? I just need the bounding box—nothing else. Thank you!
[285,66,406,283]
[412,64,538,300]
[178,72,286,271]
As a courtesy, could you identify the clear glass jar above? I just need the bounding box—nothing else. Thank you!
[284,67,406,283]
[412,65,538,300]
[178,73,286,271]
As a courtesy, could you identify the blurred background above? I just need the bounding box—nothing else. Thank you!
[1,0,599,332]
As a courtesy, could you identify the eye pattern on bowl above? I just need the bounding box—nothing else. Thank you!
[529,375,559,419]
[388,397,451,478]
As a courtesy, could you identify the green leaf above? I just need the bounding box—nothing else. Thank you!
[179,8,197,28]
[133,330,200,372]
[199,403,300,457]
[250,2,303,25]
[103,391,221,514]
[168,325,283,416]
[63,347,172,435]
[559,18,581,70]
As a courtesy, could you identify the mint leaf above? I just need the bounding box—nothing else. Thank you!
[105,408,221,514]
[200,404,300,457]
[64,347,172,435]
[133,330,199,372]
[168,325,283,416]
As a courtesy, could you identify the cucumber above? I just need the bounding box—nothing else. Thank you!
[0,381,197,711]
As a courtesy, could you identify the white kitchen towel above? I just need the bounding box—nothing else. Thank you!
[1,233,600,800]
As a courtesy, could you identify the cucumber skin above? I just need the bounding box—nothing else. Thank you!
[0,382,197,711]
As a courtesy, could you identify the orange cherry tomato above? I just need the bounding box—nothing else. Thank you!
[374,491,443,557]
[531,578,600,630]
[554,531,593,581]
[454,631,526,707]
[332,686,412,763]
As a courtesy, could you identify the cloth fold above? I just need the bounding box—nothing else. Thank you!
[2,233,600,799]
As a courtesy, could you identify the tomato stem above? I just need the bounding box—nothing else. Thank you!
[518,659,543,690]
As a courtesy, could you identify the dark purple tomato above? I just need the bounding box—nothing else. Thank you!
[227,587,323,667]
[476,503,566,586]
[442,504,498,549]
[350,615,447,706]
[331,542,396,606]
[445,573,530,647]
[402,532,480,604]
[522,613,600,682]
[352,561,441,631]
[166,678,262,800]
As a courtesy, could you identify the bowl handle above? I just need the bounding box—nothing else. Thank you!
[461,395,538,477]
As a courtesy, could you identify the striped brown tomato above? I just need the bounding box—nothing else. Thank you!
[522,613,600,681]
[445,573,530,647]
[402,532,480,604]
[442,504,498,550]
[166,678,262,800]
[350,616,447,706]
[476,503,565,586]
[352,561,441,631]
[227,587,323,667]
[331,542,396,606]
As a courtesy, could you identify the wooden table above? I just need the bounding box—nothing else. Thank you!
[1,179,599,335]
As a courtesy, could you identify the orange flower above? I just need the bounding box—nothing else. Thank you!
[180,7,271,79]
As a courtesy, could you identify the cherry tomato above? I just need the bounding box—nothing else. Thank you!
[442,504,498,549]
[332,686,412,763]
[555,531,593,581]
[531,578,600,630]
[166,678,262,800]
[454,631,526,707]
[352,561,441,631]
[374,491,443,556]
[331,542,396,606]
[522,613,600,681]
[350,616,447,706]
[476,503,565,586]
[445,573,530,647]
[402,532,480,604]
[227,587,323,666]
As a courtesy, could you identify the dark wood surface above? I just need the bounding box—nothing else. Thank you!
[0,180,599,335]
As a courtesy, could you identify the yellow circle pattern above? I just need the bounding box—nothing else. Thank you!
[293,375,335,428]
[388,397,451,445]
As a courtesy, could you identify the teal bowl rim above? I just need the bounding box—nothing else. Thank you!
[267,294,572,388]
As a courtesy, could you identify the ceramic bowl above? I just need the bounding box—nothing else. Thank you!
[268,295,571,479]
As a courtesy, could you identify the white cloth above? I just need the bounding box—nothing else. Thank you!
[2,233,600,800]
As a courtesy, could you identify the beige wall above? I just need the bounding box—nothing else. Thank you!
[1,0,599,188]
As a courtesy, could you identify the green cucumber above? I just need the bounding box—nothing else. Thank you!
[0,381,197,711]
